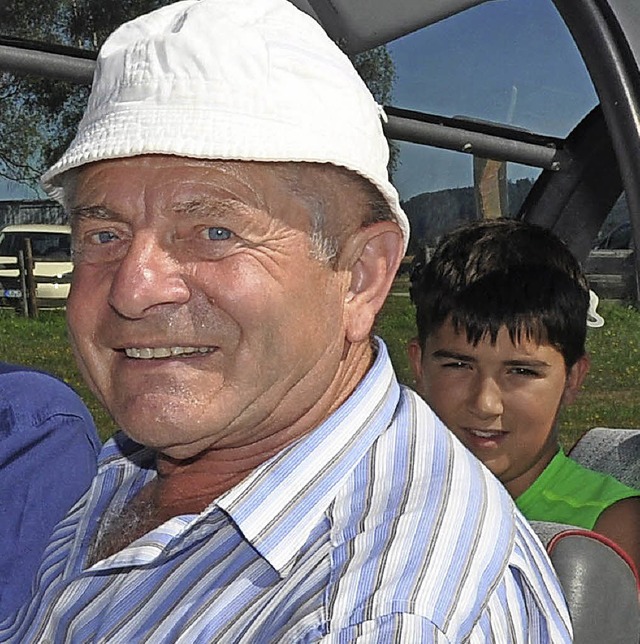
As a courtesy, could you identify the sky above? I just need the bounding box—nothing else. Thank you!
[0,180,39,201]
[0,0,598,203]
[387,0,597,200]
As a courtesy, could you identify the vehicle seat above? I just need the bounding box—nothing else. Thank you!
[530,522,640,643]
[569,427,640,488]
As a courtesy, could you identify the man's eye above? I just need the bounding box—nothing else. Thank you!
[204,227,232,241]
[90,230,119,244]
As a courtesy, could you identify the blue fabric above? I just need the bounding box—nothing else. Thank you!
[0,363,100,619]
[0,343,572,642]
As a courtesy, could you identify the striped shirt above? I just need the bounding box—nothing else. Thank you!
[0,340,572,643]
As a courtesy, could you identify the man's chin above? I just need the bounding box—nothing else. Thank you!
[121,425,216,460]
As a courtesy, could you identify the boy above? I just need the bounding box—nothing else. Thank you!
[408,218,640,571]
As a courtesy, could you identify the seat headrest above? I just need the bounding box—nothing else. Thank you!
[569,428,640,488]
[547,529,640,644]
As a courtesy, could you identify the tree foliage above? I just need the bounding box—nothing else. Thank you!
[351,46,396,107]
[0,1,397,191]
[350,46,398,176]
[0,0,165,191]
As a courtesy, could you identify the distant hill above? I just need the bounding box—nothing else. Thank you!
[401,178,534,253]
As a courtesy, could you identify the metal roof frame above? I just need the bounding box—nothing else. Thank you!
[0,0,639,277]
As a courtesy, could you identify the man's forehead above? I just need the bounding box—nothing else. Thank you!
[66,156,345,234]
[73,155,278,179]
[69,156,282,204]
[69,155,346,193]
[67,155,363,225]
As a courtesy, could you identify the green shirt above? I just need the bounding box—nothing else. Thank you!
[516,449,640,530]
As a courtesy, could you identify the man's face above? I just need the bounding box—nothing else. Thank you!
[409,320,586,497]
[67,155,353,459]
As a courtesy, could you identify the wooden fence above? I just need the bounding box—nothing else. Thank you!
[584,250,638,301]
[398,249,639,302]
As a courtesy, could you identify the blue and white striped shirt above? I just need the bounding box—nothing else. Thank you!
[1,341,572,642]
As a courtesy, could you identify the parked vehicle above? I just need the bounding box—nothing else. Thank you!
[0,224,72,308]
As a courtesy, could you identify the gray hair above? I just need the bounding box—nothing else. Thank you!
[275,162,394,266]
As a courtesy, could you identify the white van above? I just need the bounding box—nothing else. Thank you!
[0,223,72,308]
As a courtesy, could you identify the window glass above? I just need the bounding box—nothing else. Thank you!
[0,0,603,236]
[0,231,71,261]
[386,0,598,244]
[595,196,632,250]
[389,0,596,138]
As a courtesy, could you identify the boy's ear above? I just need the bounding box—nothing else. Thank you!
[407,337,427,395]
[342,221,404,343]
[562,353,591,406]
[407,337,424,378]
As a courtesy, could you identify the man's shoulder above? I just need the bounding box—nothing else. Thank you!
[372,385,516,523]
[0,363,78,404]
[324,386,571,640]
[335,385,519,554]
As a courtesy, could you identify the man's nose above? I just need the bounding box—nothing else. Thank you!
[108,232,190,318]
[469,376,504,418]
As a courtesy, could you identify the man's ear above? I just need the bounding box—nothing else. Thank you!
[562,353,591,406]
[342,221,404,343]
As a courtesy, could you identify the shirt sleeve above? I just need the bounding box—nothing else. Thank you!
[0,375,100,619]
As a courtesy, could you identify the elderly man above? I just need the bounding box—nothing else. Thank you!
[1,0,572,641]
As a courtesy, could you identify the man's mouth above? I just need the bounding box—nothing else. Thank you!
[124,346,216,359]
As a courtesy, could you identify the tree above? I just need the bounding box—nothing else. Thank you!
[0,2,397,191]
[350,46,399,177]
[0,0,165,192]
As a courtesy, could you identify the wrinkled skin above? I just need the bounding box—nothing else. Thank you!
[65,155,403,520]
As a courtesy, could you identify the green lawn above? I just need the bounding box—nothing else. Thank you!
[1,296,639,447]
[0,309,118,441]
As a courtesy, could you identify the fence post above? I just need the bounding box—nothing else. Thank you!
[634,249,640,304]
[23,238,38,319]
[17,250,28,317]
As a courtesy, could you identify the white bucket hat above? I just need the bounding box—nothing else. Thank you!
[41,0,410,248]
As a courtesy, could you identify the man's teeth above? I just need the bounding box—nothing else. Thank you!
[124,347,214,359]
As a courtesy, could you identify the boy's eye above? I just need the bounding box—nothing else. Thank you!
[510,367,540,377]
[442,360,470,370]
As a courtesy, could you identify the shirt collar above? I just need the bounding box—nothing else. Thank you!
[216,337,400,576]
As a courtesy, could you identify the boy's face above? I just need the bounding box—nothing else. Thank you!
[408,319,589,498]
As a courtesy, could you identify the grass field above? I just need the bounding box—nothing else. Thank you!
[1,295,639,447]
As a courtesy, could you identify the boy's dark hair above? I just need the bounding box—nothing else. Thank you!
[409,219,590,369]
